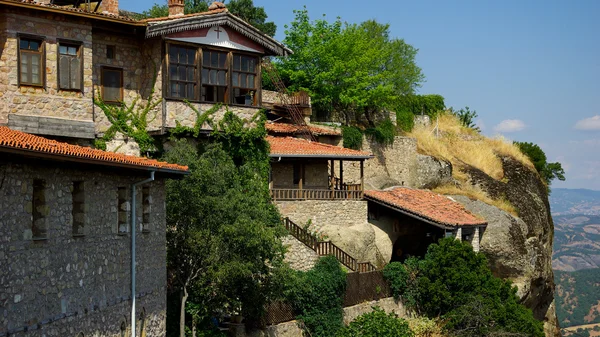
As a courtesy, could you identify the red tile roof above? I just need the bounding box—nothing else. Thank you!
[365,188,487,227]
[267,136,372,159]
[142,7,227,22]
[0,0,143,24]
[266,122,341,137]
[0,126,188,173]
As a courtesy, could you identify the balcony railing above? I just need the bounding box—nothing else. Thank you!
[271,188,363,201]
[332,177,362,191]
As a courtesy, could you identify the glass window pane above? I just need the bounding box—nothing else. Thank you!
[179,49,187,64]
[247,74,255,88]
[248,58,256,73]
[203,51,210,67]
[217,86,226,102]
[68,46,77,55]
[103,69,121,101]
[217,71,226,85]
[178,66,186,81]
[209,70,216,84]
[241,57,248,72]
[240,73,246,88]
[211,52,218,67]
[233,55,240,71]
[59,45,67,54]
[30,41,39,51]
[171,82,178,97]
[187,49,196,65]
[186,83,195,99]
[169,46,178,62]
[187,67,195,81]
[20,39,28,50]
[169,65,178,80]
[202,68,208,84]
[232,72,239,87]
[219,52,227,68]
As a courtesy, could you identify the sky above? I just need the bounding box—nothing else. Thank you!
[123,0,600,190]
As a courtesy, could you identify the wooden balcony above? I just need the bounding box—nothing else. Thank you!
[271,188,363,201]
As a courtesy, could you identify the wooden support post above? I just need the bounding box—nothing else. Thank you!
[340,160,344,188]
[360,160,364,198]
[299,164,303,199]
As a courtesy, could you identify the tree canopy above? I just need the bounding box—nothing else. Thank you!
[275,8,424,125]
[514,141,566,186]
[141,0,277,36]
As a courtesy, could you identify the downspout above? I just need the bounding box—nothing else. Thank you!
[131,171,155,337]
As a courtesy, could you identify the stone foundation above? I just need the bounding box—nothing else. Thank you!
[281,235,319,272]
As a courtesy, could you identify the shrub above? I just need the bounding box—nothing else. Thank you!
[365,119,396,145]
[396,108,415,132]
[397,94,445,117]
[287,256,347,337]
[383,262,408,300]
[337,307,414,337]
[407,317,440,337]
[514,141,565,187]
[342,126,364,150]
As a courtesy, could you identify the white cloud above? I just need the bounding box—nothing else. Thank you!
[574,115,600,131]
[493,119,526,133]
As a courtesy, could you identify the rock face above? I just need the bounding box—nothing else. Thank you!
[457,157,560,337]
[412,154,453,189]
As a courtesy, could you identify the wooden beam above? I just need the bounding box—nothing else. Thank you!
[330,160,335,190]
[299,163,303,191]
[340,160,344,187]
[360,160,364,197]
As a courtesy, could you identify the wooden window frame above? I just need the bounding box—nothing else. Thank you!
[231,52,259,106]
[201,48,229,103]
[57,39,84,92]
[17,34,45,88]
[101,66,124,103]
[164,42,261,106]
[166,43,198,100]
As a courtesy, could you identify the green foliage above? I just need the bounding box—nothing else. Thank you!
[555,268,600,327]
[342,126,364,150]
[514,141,566,186]
[276,8,424,124]
[396,108,415,132]
[286,256,347,337]
[450,106,480,132]
[163,114,284,334]
[169,103,219,138]
[140,0,276,36]
[383,262,408,300]
[364,120,396,146]
[396,94,445,118]
[336,307,414,337]
[384,239,544,337]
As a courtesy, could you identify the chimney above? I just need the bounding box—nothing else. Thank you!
[168,0,185,17]
[99,0,119,16]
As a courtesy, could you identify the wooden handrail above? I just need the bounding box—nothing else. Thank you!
[271,188,363,201]
[282,217,377,272]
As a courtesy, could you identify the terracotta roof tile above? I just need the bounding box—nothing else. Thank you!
[0,126,188,173]
[365,188,487,227]
[1,0,142,24]
[267,136,372,159]
[266,122,341,137]
[142,7,227,23]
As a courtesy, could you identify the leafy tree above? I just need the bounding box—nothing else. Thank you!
[397,94,445,117]
[514,141,566,186]
[336,307,414,337]
[141,0,276,36]
[451,106,480,132]
[163,113,284,336]
[276,8,424,125]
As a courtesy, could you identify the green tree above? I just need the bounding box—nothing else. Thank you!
[276,8,424,125]
[514,141,566,186]
[450,106,480,132]
[163,133,284,336]
[141,0,276,36]
[336,307,414,337]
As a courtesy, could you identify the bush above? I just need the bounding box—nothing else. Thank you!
[337,307,414,337]
[365,119,396,145]
[342,126,364,150]
[397,94,445,117]
[383,262,408,300]
[396,108,415,132]
[514,141,565,187]
[287,256,347,337]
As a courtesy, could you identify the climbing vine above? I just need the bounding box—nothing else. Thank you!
[168,102,221,138]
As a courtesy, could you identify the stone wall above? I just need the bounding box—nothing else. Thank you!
[0,159,167,336]
[0,10,94,125]
[276,200,383,266]
[271,160,329,189]
[281,235,319,272]
[339,136,418,190]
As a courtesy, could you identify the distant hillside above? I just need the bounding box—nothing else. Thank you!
[555,268,600,328]
[552,214,600,271]
[550,188,600,216]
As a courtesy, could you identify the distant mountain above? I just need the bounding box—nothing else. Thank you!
[555,268,600,328]
[550,188,600,216]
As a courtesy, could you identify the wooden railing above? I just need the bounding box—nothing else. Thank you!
[290,91,310,106]
[282,217,377,272]
[332,177,362,191]
[271,188,363,201]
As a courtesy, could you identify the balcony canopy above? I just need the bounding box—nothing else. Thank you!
[267,136,373,160]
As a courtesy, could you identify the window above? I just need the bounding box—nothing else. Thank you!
[168,45,197,100]
[118,187,128,234]
[101,67,123,102]
[142,186,151,232]
[202,49,228,102]
[106,45,115,59]
[58,42,82,90]
[72,181,85,236]
[32,179,47,239]
[19,37,44,86]
[232,54,257,105]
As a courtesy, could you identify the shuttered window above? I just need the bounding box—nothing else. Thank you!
[58,43,82,90]
[19,37,44,86]
[101,67,123,102]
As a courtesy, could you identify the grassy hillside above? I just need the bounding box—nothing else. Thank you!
[552,214,600,271]
[555,268,600,328]
[407,112,534,215]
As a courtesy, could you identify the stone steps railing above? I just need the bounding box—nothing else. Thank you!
[282,217,376,272]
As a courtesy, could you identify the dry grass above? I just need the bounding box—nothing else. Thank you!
[433,184,518,217]
[408,113,533,182]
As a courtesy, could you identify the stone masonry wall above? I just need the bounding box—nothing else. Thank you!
[281,235,319,272]
[0,159,167,336]
[0,10,94,125]
[271,161,329,189]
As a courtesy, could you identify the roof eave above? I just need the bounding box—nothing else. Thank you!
[269,154,373,160]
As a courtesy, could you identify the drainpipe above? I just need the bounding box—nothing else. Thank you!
[131,171,155,337]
